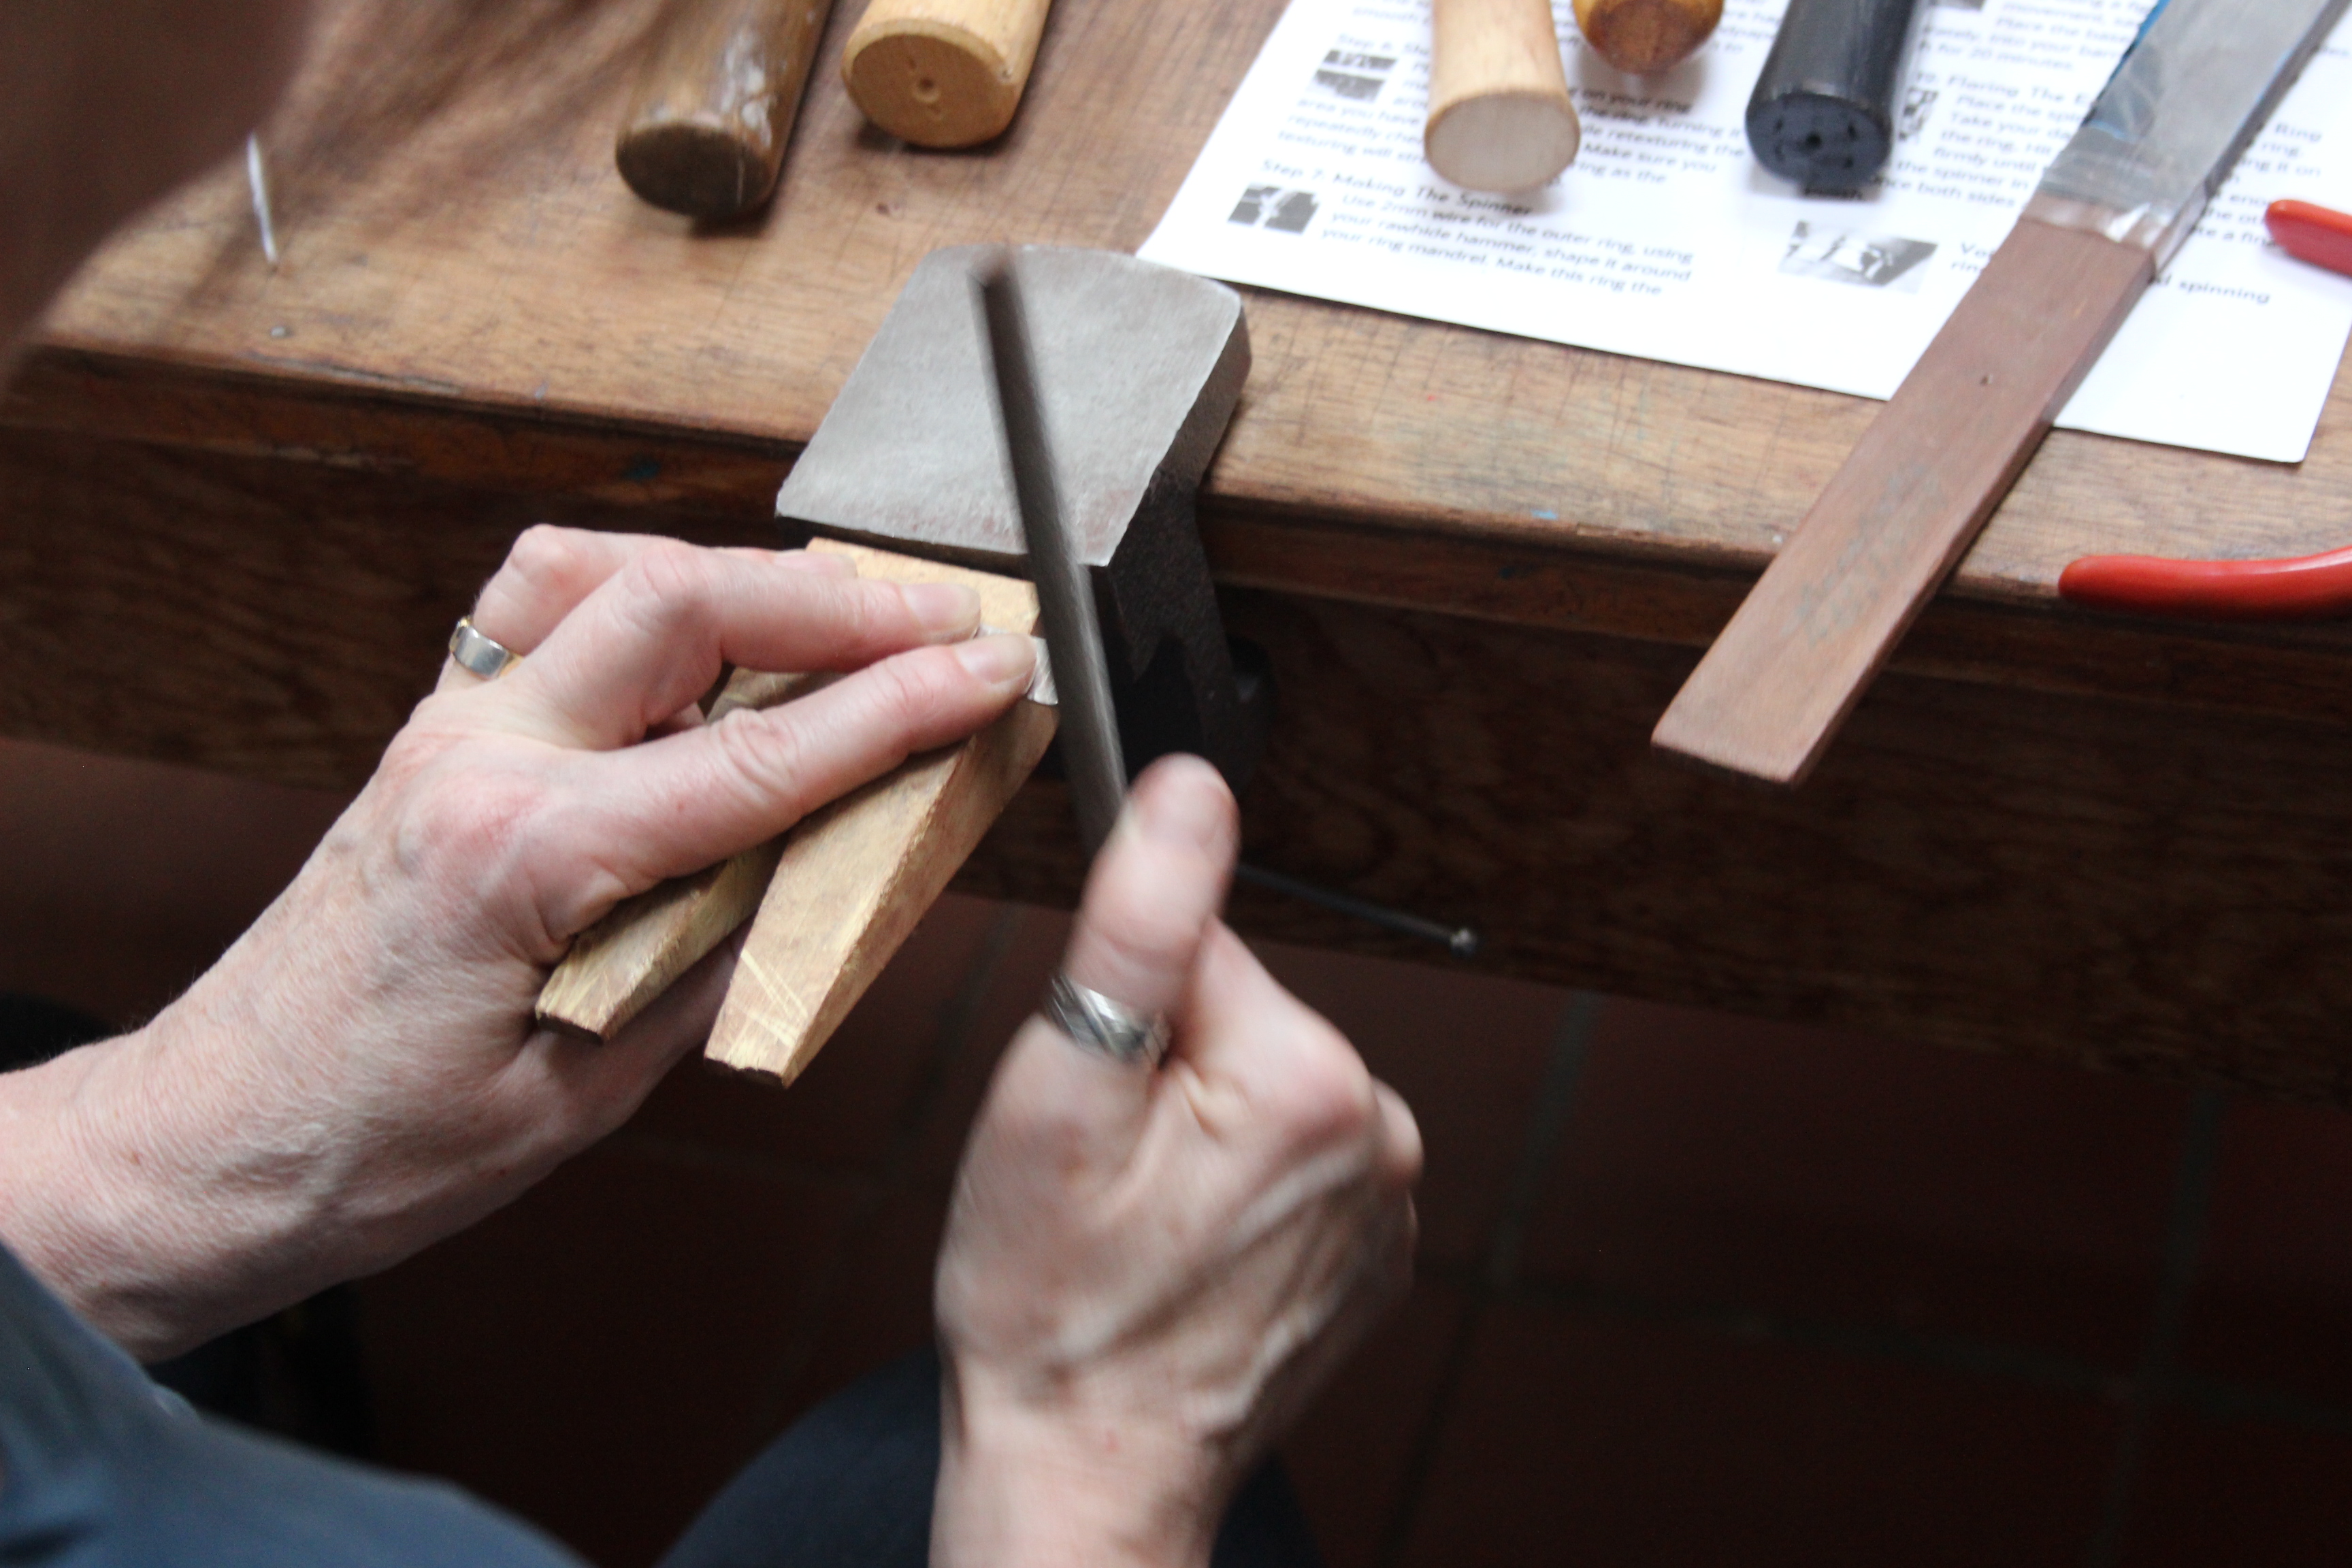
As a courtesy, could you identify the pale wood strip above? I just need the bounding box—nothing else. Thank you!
[703,692,1056,1081]
[701,539,1054,1082]
[535,666,822,1042]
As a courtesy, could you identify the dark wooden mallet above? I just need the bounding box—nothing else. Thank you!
[616,0,836,219]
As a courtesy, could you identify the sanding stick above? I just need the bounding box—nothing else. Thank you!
[617,0,837,218]
[1425,0,1581,193]
[840,0,1051,148]
[1655,0,2351,787]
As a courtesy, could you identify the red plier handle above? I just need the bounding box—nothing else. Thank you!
[2058,545,2352,621]
[2268,199,2352,276]
[2057,201,2352,621]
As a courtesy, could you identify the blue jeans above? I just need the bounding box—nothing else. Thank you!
[0,1241,1320,1567]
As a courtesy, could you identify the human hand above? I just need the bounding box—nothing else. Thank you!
[932,757,1423,1568]
[0,525,1036,1360]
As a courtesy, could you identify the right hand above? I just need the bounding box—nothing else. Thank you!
[932,757,1423,1568]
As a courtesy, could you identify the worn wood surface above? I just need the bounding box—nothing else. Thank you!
[7,431,2351,1101]
[9,0,2352,728]
[1656,220,2155,785]
[7,0,2352,1092]
[535,668,817,1042]
[616,0,836,218]
[704,542,1054,1081]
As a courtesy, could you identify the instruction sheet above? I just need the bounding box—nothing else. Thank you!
[1138,0,2352,463]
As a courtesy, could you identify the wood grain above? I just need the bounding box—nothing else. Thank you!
[702,540,1055,1081]
[840,0,1051,147]
[535,668,820,1042]
[1426,0,1581,193]
[12,431,2352,1100]
[1654,220,2153,785]
[1573,0,1720,74]
[617,0,837,218]
[10,0,2352,724]
[969,587,2352,1107]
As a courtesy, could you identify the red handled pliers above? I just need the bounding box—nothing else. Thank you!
[2056,199,2352,622]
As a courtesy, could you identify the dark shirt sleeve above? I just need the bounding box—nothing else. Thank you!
[0,1241,585,1568]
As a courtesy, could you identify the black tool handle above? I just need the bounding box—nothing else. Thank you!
[1745,0,1926,190]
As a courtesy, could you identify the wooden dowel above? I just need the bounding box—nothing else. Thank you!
[1426,0,1582,193]
[1651,218,2153,786]
[840,0,1054,148]
[1574,0,1722,74]
[616,0,837,218]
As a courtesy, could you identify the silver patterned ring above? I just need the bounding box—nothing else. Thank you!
[447,617,519,681]
[1042,972,1171,1068]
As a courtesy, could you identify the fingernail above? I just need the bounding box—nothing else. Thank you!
[954,632,1036,690]
[903,581,982,638]
[1131,759,1226,850]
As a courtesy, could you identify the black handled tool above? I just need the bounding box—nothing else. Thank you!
[1746,0,1927,191]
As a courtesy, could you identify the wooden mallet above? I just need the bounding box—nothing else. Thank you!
[1575,0,1721,76]
[840,0,1053,148]
[1426,0,1582,193]
[617,0,837,218]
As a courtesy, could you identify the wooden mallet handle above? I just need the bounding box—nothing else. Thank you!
[1575,0,1721,75]
[616,0,837,218]
[840,0,1053,148]
[1426,0,1582,193]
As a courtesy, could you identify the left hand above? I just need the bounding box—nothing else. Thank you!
[0,525,1036,1359]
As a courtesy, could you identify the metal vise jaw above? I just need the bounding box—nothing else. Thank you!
[773,244,1267,785]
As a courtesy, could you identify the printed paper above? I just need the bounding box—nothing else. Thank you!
[1139,0,2352,463]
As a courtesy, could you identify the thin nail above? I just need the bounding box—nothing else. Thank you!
[903,582,982,638]
[954,632,1036,689]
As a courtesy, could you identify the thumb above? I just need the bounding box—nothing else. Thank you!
[1064,754,1237,1022]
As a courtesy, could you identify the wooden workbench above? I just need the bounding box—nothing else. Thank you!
[5,0,2351,1100]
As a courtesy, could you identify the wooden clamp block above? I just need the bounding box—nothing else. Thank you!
[534,666,814,1043]
[705,540,1055,1081]
[535,540,1056,1071]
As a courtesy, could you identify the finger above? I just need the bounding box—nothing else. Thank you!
[1061,755,1238,1020]
[517,926,745,1143]
[438,529,849,694]
[1177,924,1396,1174]
[470,525,853,658]
[1370,1079,1425,1192]
[507,543,985,749]
[963,757,1240,1172]
[542,635,1037,920]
